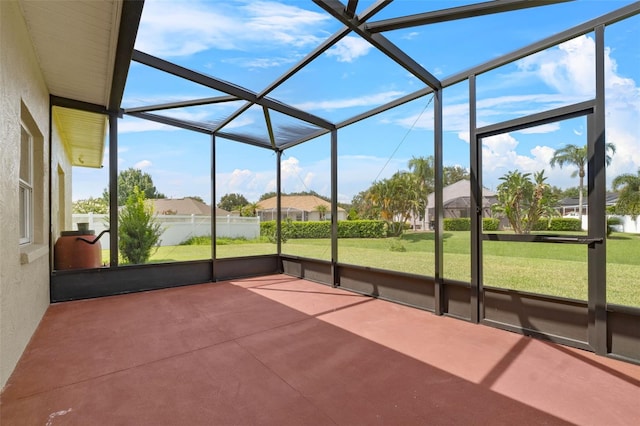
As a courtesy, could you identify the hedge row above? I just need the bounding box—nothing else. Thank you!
[443,218,499,231]
[482,218,500,231]
[529,218,583,231]
[260,220,386,239]
[545,218,582,231]
[337,220,386,238]
[443,217,583,232]
[444,218,471,231]
[260,217,580,237]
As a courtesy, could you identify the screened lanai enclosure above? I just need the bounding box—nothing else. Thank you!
[50,0,640,364]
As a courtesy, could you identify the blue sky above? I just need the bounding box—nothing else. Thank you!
[73,0,640,205]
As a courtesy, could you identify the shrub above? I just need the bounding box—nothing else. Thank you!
[180,235,211,245]
[443,218,499,231]
[444,218,471,231]
[337,220,386,238]
[118,186,162,264]
[261,221,276,238]
[548,218,582,231]
[482,218,500,231]
[261,220,386,239]
[531,220,549,231]
[607,216,623,237]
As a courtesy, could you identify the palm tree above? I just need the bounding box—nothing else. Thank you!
[612,168,640,219]
[550,143,615,223]
[408,155,434,230]
[314,204,328,221]
[240,202,260,217]
[367,172,421,236]
[492,170,557,234]
[493,170,530,234]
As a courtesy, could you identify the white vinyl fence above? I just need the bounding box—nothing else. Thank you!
[566,214,640,233]
[71,213,260,250]
[608,215,640,233]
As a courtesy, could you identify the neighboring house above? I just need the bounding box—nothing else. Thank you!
[557,192,618,216]
[257,195,347,222]
[148,198,229,217]
[422,180,498,229]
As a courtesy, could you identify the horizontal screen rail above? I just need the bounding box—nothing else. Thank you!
[483,234,603,245]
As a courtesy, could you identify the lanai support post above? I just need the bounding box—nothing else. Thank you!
[588,25,607,355]
[331,129,339,287]
[211,134,216,277]
[469,74,481,323]
[109,114,118,268]
[434,88,444,315]
[276,149,283,270]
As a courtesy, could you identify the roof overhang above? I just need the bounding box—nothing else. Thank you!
[18,0,143,168]
[52,106,107,168]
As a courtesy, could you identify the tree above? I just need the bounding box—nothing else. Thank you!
[550,143,615,223]
[185,195,205,203]
[612,168,640,219]
[408,156,434,230]
[314,204,328,220]
[118,186,162,264]
[259,191,277,201]
[558,186,582,199]
[350,190,378,220]
[367,171,421,236]
[103,167,166,206]
[443,165,470,186]
[218,193,248,211]
[492,170,557,234]
[73,196,108,214]
[240,202,260,217]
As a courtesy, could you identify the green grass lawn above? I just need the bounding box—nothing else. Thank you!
[103,231,640,307]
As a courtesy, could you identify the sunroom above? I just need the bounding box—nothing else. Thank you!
[2,0,639,423]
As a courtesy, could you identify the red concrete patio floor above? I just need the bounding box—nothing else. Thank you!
[2,275,639,425]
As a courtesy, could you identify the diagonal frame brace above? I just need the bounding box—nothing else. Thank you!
[313,0,441,90]
[263,106,277,150]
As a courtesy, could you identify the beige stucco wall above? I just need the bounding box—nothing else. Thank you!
[51,119,73,243]
[0,0,60,389]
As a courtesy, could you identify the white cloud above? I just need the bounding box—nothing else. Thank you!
[294,90,405,111]
[119,120,175,134]
[214,154,405,204]
[389,34,639,190]
[281,156,302,177]
[516,34,640,182]
[216,167,274,203]
[517,123,560,134]
[222,56,298,69]
[219,115,255,131]
[242,1,329,48]
[402,31,420,40]
[228,169,259,196]
[481,133,568,188]
[134,160,152,169]
[136,0,328,57]
[326,36,373,63]
[518,35,596,97]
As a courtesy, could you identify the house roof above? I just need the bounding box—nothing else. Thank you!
[426,180,496,208]
[18,0,142,168]
[148,198,229,216]
[257,195,345,213]
[558,192,618,207]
